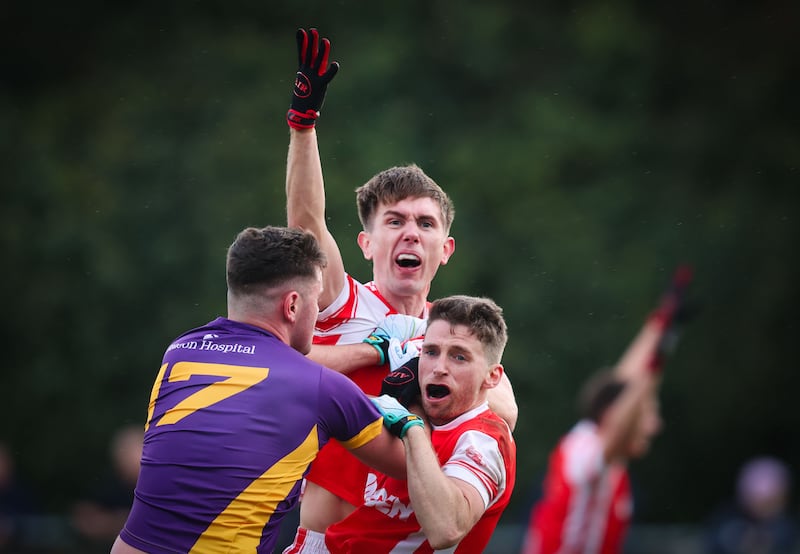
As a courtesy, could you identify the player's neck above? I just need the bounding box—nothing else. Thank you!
[370,280,430,318]
[228,312,288,345]
[383,292,428,318]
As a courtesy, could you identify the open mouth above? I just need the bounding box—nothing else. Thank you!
[426,384,450,399]
[396,254,421,268]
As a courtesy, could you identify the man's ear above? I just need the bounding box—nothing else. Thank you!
[440,236,455,265]
[357,231,372,261]
[483,363,503,390]
[283,290,300,323]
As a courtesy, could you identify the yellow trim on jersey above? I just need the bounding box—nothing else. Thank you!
[340,417,383,450]
[189,425,320,553]
[145,363,168,432]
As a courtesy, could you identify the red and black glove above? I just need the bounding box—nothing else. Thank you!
[287,28,339,130]
[380,356,421,408]
[650,265,693,329]
[649,264,695,372]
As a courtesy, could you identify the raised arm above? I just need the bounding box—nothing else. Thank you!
[285,28,345,310]
[598,371,658,462]
[613,318,667,381]
[602,265,694,460]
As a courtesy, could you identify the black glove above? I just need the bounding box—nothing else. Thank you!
[380,356,421,408]
[287,28,340,129]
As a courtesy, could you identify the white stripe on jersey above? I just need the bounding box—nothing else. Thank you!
[438,406,508,510]
[558,421,612,554]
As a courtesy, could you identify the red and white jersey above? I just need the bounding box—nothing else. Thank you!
[306,273,429,507]
[325,403,517,554]
[315,273,428,395]
[522,421,632,554]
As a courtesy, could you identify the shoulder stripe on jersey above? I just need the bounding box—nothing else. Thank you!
[339,417,384,450]
[317,275,361,333]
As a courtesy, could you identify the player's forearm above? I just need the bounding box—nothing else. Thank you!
[352,428,408,481]
[285,127,346,308]
[307,343,381,373]
[601,375,656,461]
[403,427,475,549]
[286,128,325,232]
[614,318,665,380]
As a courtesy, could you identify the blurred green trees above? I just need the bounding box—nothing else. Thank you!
[2,0,798,525]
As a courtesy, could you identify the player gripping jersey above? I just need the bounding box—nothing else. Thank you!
[305,274,427,507]
[325,404,516,553]
[118,317,386,554]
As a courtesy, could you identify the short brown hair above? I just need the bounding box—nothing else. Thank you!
[226,226,326,298]
[577,370,627,423]
[428,295,508,365]
[355,164,455,232]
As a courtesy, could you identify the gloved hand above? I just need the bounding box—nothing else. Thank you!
[381,353,421,408]
[650,265,693,329]
[649,265,695,372]
[371,394,424,439]
[363,314,427,366]
[287,28,340,129]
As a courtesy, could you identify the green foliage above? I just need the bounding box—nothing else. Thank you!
[2,0,798,526]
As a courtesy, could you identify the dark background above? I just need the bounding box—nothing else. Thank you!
[2,0,798,543]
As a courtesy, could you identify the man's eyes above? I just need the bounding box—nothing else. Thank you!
[385,218,435,228]
[423,349,467,362]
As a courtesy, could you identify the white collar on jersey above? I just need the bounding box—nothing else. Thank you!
[431,402,491,431]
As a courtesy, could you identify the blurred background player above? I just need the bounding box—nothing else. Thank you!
[71,424,143,550]
[705,455,798,554]
[282,27,518,552]
[520,266,693,554]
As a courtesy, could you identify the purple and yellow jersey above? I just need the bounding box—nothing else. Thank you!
[118,317,384,554]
